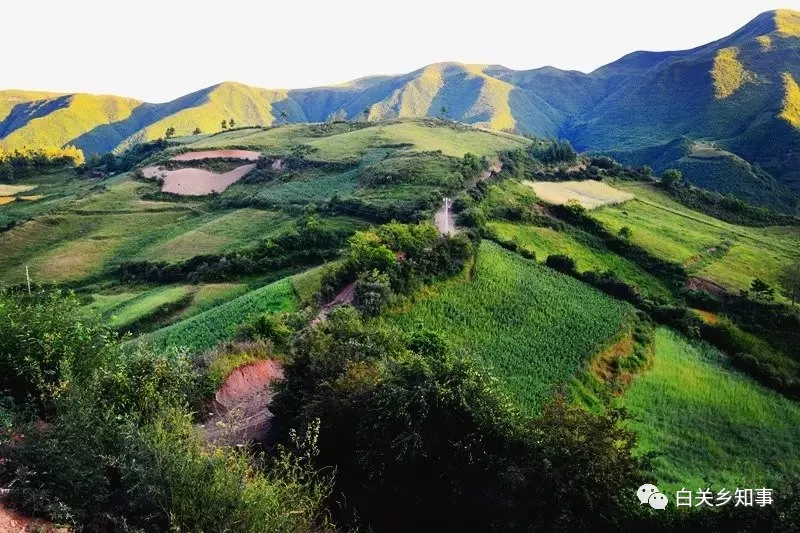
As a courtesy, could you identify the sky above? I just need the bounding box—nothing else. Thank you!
[3,0,798,102]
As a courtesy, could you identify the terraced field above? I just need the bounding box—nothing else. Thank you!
[619,328,800,492]
[489,221,672,300]
[138,276,299,353]
[181,120,529,160]
[592,183,800,293]
[383,241,632,412]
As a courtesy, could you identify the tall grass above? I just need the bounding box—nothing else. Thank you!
[619,328,800,492]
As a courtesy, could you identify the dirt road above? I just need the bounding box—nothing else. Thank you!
[434,197,456,235]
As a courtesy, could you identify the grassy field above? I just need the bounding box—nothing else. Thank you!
[619,328,800,492]
[134,208,295,263]
[106,285,193,328]
[382,241,632,412]
[489,221,673,300]
[592,183,800,293]
[0,170,101,228]
[183,120,529,160]
[138,276,299,353]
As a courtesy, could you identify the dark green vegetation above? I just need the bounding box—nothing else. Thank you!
[2,118,800,532]
[0,290,333,532]
[5,10,800,209]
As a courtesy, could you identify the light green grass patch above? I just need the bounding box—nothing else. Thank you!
[109,285,194,328]
[619,328,800,492]
[135,209,294,263]
[489,221,672,300]
[592,183,800,293]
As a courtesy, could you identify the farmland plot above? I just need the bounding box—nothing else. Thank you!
[383,241,632,412]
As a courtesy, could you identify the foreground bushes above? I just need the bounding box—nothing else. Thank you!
[275,308,647,531]
[0,290,332,532]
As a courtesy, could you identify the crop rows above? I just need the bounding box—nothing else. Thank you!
[139,277,298,353]
[385,241,631,412]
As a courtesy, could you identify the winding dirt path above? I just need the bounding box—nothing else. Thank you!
[310,282,356,328]
[434,197,456,235]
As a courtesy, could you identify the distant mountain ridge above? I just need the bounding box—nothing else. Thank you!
[2,9,800,208]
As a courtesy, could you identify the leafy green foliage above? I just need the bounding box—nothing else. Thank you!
[0,289,331,532]
[0,289,119,414]
[276,308,646,531]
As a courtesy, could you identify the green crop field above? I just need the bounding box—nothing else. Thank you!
[382,241,632,412]
[592,183,800,294]
[106,285,193,328]
[138,276,298,353]
[488,221,673,300]
[619,328,800,492]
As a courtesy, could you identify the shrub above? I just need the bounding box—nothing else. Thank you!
[0,289,120,415]
[545,253,577,273]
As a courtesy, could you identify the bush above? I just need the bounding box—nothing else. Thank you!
[456,206,487,229]
[354,269,393,317]
[545,254,577,273]
[0,289,120,415]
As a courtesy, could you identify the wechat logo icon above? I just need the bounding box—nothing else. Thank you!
[637,484,668,510]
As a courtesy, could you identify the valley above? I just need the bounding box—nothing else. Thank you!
[2,8,800,532]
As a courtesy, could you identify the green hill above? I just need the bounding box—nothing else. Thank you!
[3,9,800,207]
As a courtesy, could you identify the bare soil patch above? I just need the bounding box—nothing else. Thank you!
[0,502,67,532]
[202,360,284,446]
[171,149,261,161]
[142,164,255,196]
[685,276,731,298]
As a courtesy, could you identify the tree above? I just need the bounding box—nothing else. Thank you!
[192,127,202,135]
[229,117,236,128]
[440,106,448,119]
[750,278,775,301]
[618,225,633,239]
[280,111,288,124]
[362,107,370,122]
[661,168,683,188]
[0,160,14,183]
[165,126,176,139]
[779,262,800,307]
[221,119,228,130]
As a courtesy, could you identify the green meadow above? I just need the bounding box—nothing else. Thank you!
[619,328,800,492]
[592,183,800,293]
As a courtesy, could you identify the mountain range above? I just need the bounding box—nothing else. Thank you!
[2,9,800,208]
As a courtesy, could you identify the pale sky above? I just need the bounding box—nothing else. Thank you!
[3,0,798,102]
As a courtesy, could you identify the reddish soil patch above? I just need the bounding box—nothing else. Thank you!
[171,150,261,161]
[310,282,356,328]
[202,360,284,445]
[142,164,255,196]
[0,502,67,532]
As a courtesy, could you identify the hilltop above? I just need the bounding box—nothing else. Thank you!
[2,9,800,210]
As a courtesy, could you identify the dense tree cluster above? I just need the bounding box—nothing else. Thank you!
[0,145,85,182]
